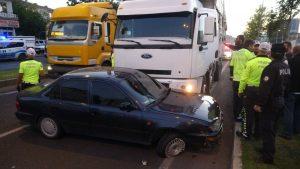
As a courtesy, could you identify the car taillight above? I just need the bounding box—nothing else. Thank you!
[16,100,20,110]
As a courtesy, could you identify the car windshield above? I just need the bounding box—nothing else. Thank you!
[116,12,194,39]
[48,20,88,40]
[120,71,168,106]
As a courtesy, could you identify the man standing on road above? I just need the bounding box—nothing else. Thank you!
[230,39,256,121]
[280,45,300,139]
[225,35,245,51]
[17,48,44,91]
[253,43,291,164]
[283,41,293,60]
[237,42,272,139]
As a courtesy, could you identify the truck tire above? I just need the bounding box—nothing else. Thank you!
[213,62,220,82]
[156,133,186,158]
[201,71,211,95]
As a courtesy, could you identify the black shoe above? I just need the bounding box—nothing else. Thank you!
[258,156,274,164]
[279,134,292,140]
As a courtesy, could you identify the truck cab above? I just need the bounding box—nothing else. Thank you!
[114,0,226,94]
[46,2,117,76]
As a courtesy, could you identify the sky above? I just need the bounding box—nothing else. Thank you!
[27,0,297,37]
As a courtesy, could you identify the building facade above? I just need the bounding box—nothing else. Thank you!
[0,0,19,36]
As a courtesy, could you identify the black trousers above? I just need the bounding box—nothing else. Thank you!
[233,81,243,118]
[261,108,280,161]
[244,86,261,138]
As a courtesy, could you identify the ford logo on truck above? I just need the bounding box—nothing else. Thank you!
[141,53,152,59]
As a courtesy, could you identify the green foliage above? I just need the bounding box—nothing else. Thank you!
[266,0,300,42]
[244,5,268,40]
[278,0,300,20]
[12,0,47,39]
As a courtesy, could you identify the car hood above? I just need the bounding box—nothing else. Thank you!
[153,91,221,123]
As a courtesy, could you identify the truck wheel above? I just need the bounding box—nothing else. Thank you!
[213,63,220,82]
[156,133,186,158]
[38,116,63,139]
[201,71,211,95]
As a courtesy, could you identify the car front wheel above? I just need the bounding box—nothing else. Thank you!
[156,133,186,158]
[38,116,62,139]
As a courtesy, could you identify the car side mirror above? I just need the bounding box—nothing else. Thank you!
[119,102,135,112]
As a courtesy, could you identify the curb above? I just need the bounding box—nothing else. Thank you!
[0,78,17,88]
[232,122,242,169]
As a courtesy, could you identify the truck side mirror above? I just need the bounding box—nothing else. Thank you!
[101,13,109,22]
[203,17,215,42]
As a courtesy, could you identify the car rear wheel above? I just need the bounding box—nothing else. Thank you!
[156,133,186,158]
[38,116,62,139]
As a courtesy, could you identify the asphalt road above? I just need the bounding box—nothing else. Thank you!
[0,55,48,71]
[0,61,234,169]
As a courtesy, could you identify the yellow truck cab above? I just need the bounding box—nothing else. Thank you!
[46,2,116,76]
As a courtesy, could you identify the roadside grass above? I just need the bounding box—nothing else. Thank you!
[242,133,300,169]
[0,69,18,81]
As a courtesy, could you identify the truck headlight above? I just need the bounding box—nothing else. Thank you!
[181,84,194,93]
[47,65,52,71]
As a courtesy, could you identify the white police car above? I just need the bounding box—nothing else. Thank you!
[0,39,27,60]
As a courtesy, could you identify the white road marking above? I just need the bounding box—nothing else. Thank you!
[0,125,29,139]
[0,91,17,96]
[158,157,175,169]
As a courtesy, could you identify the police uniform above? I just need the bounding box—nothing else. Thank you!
[238,55,271,138]
[19,59,43,89]
[230,48,256,119]
[255,45,290,163]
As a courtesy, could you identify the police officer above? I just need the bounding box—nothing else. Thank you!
[225,35,245,51]
[230,39,256,120]
[237,42,272,139]
[16,48,44,91]
[253,43,291,164]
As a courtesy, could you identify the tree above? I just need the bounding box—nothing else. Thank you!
[244,5,268,40]
[277,0,300,38]
[12,0,47,39]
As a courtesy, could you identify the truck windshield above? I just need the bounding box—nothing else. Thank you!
[48,20,88,40]
[116,12,194,39]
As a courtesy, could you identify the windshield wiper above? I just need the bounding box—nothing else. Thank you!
[117,39,143,47]
[149,39,182,48]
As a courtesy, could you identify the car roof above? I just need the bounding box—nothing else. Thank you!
[63,66,140,82]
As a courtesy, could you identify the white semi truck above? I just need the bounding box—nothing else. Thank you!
[114,0,227,94]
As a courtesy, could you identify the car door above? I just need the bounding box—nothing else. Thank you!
[89,80,145,143]
[50,78,92,135]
